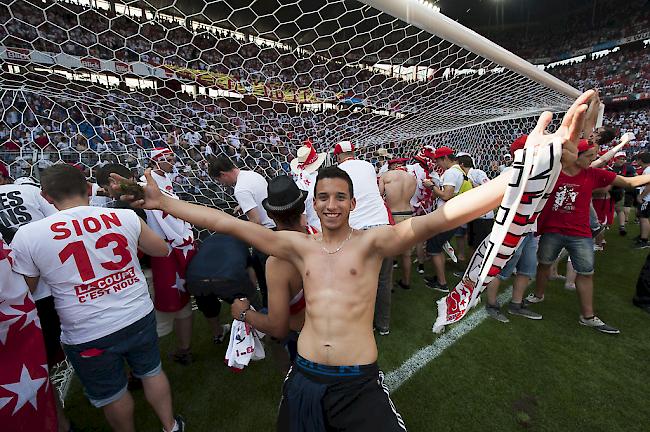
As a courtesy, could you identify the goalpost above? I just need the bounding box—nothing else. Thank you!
[0,0,583,399]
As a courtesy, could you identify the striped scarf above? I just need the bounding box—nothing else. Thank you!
[433,138,562,332]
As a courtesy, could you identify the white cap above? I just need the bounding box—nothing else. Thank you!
[614,151,627,159]
[333,141,354,155]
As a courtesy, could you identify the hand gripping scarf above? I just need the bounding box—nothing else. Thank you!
[433,137,562,333]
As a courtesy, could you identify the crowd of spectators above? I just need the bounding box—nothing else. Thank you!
[487,0,650,61]
[1,0,430,112]
[604,108,650,154]
[0,83,406,203]
[546,44,650,98]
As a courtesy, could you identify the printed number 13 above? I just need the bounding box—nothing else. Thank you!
[58,233,132,282]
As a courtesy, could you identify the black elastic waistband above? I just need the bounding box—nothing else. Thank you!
[295,354,378,379]
[391,211,412,216]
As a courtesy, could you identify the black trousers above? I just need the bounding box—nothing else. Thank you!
[250,248,269,308]
[634,252,650,308]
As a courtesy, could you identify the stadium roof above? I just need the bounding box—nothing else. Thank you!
[434,0,596,29]
[146,0,597,33]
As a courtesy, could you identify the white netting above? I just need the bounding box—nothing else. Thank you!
[1,0,576,212]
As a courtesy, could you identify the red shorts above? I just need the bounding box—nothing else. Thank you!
[593,197,614,226]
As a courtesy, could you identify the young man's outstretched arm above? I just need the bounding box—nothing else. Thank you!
[371,89,595,258]
[113,170,302,261]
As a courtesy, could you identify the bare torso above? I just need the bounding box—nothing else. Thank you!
[382,169,416,213]
[267,256,305,332]
[289,230,384,366]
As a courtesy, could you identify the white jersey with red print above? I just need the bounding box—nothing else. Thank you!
[149,170,175,195]
[0,234,58,431]
[10,207,153,345]
[141,170,195,312]
[407,163,440,215]
[291,169,321,233]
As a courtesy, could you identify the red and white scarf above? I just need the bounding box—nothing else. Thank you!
[433,138,562,332]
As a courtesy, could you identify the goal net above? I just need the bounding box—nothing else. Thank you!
[0,0,581,401]
[0,0,580,208]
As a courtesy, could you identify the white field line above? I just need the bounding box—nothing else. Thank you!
[385,288,513,393]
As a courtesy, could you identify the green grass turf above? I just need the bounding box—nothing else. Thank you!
[64,224,650,431]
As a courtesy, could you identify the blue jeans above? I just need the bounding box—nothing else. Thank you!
[537,233,595,275]
[62,311,161,407]
[498,232,538,280]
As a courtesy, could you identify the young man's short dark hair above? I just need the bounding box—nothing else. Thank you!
[40,164,87,202]
[315,166,354,198]
[456,155,474,169]
[96,163,133,188]
[208,156,236,178]
[267,203,305,228]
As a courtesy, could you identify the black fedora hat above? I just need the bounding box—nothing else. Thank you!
[262,175,308,212]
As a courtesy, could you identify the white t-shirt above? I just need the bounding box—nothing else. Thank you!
[436,165,465,208]
[378,163,389,176]
[643,167,650,202]
[0,184,57,231]
[147,170,175,196]
[468,168,494,219]
[292,170,320,232]
[0,184,60,301]
[234,170,275,229]
[11,206,153,345]
[338,159,389,229]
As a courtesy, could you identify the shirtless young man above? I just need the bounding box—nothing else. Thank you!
[379,158,417,289]
[115,90,593,431]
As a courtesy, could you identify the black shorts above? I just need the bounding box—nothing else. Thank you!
[277,355,406,432]
[469,219,494,248]
[640,201,650,219]
[624,191,636,208]
[426,228,457,255]
[35,296,65,368]
[192,291,223,319]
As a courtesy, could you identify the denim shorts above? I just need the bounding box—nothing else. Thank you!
[62,311,161,407]
[498,232,538,280]
[537,232,594,275]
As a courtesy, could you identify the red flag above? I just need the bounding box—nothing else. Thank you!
[0,237,58,431]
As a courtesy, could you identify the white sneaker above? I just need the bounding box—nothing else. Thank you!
[579,316,620,334]
[213,324,231,344]
[524,293,544,304]
[564,283,576,291]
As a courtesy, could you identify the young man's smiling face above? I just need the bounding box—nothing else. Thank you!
[314,177,356,231]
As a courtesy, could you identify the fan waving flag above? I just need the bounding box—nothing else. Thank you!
[433,137,563,332]
[0,235,58,431]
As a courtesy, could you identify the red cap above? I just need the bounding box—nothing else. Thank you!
[388,158,409,165]
[510,135,528,156]
[150,147,173,160]
[0,163,8,178]
[333,141,354,155]
[434,146,454,159]
[577,139,593,153]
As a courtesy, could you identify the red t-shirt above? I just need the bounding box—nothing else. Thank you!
[538,167,616,237]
